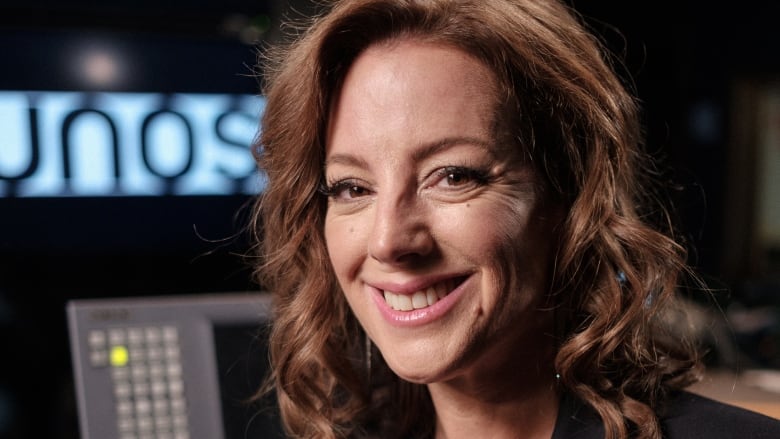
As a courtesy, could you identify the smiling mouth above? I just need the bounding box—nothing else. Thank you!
[382,277,465,311]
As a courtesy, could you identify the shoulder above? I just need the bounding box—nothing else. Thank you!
[552,391,780,439]
[660,391,780,439]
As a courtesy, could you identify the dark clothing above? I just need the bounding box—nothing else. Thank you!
[552,391,780,438]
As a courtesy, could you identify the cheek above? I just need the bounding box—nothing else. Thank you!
[323,216,342,269]
[324,214,363,280]
[469,194,550,295]
[453,193,536,257]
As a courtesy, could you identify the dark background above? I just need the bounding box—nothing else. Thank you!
[0,1,778,437]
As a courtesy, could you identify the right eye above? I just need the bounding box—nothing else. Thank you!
[322,180,373,201]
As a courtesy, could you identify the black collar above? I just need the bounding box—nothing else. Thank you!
[551,393,604,439]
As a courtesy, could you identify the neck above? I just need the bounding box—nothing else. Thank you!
[428,330,559,439]
[430,374,558,439]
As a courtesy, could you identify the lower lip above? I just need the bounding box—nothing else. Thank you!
[370,277,469,327]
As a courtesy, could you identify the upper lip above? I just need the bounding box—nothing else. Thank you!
[366,272,470,295]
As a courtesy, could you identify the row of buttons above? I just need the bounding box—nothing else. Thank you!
[89,326,179,348]
[119,430,190,439]
[112,362,182,381]
[113,377,185,400]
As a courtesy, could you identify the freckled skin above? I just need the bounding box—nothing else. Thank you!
[324,40,557,411]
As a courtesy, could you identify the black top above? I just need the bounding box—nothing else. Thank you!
[552,391,780,438]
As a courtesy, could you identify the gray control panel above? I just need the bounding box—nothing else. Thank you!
[67,293,276,439]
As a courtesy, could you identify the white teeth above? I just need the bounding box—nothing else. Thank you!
[412,291,428,309]
[383,281,455,311]
[396,294,413,311]
[426,288,437,306]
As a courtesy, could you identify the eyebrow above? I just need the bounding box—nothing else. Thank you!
[324,136,493,169]
[410,136,493,162]
[323,152,370,169]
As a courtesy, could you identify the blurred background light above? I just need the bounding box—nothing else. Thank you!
[81,49,121,88]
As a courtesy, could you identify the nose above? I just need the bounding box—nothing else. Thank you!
[368,192,434,266]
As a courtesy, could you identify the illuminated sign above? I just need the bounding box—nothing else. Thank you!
[0,91,265,197]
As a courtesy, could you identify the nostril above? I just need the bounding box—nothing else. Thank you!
[368,223,431,264]
[368,227,435,265]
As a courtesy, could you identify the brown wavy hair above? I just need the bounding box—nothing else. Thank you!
[252,0,702,437]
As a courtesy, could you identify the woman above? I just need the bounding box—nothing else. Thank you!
[252,0,780,438]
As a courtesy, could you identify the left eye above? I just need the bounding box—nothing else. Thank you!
[445,168,471,186]
[435,166,487,188]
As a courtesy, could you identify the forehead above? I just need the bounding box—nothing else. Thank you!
[346,38,497,98]
[326,40,500,160]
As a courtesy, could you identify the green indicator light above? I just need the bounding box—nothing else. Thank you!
[110,345,129,367]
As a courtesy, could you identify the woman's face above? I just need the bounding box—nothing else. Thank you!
[324,40,556,384]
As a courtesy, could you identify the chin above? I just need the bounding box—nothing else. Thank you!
[386,362,443,385]
[377,340,466,385]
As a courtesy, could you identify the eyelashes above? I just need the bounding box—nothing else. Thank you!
[435,166,490,187]
[318,179,368,199]
[321,165,492,201]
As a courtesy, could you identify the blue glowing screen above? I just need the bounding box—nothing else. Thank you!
[0,91,265,197]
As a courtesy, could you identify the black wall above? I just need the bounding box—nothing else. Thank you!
[0,1,778,437]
